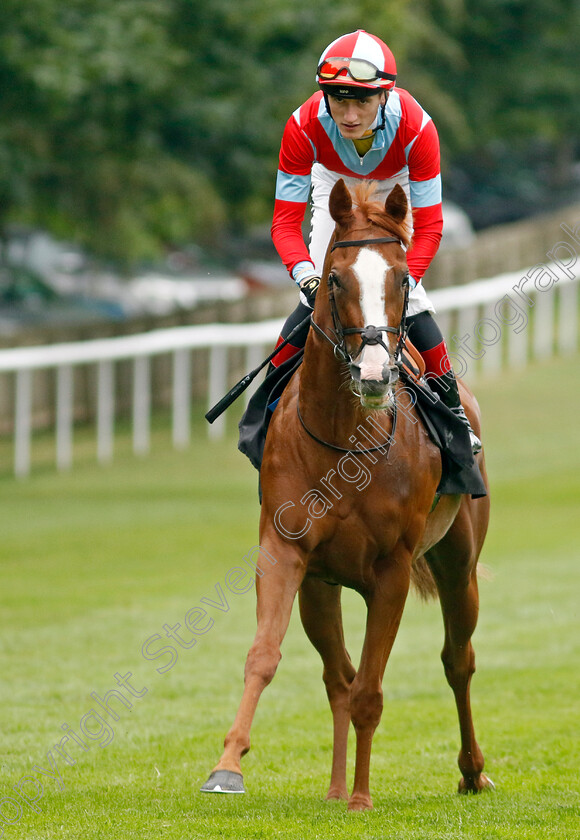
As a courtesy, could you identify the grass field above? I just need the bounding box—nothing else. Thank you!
[0,354,579,839]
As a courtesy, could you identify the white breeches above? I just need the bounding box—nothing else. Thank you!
[308,163,435,316]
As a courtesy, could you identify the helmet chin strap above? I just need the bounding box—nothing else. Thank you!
[371,92,388,131]
[376,100,386,131]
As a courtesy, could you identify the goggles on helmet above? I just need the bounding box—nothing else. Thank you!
[317,56,396,84]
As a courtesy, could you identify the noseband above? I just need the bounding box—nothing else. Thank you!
[311,236,409,368]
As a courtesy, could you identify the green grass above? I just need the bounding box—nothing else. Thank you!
[1,355,579,838]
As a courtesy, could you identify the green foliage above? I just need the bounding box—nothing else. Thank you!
[0,0,578,262]
[406,0,580,223]
[0,0,218,264]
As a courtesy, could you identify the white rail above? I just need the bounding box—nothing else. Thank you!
[0,264,578,477]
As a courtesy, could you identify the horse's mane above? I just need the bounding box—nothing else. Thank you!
[352,182,412,249]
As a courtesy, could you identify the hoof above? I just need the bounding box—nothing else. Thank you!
[200,769,245,794]
[347,794,373,811]
[325,787,349,802]
[458,773,495,794]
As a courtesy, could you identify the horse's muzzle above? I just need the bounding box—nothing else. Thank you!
[351,363,399,408]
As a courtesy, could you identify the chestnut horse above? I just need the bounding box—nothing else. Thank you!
[202,180,493,810]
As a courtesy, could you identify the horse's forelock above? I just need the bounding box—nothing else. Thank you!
[352,183,412,249]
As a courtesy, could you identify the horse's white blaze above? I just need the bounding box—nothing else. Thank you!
[352,249,391,381]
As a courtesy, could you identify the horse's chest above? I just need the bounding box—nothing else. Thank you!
[309,497,403,562]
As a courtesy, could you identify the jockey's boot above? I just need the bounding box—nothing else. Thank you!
[406,311,482,456]
[429,370,482,455]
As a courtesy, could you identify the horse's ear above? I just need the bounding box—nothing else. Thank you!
[329,179,353,226]
[384,184,408,223]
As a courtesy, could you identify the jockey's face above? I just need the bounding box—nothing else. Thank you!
[327,91,387,140]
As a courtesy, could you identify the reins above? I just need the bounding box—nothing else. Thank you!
[206,232,409,463]
[297,401,397,458]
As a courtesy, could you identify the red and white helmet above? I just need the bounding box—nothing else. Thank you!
[316,30,397,97]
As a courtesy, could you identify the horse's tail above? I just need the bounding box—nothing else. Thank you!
[411,556,493,601]
[410,555,438,601]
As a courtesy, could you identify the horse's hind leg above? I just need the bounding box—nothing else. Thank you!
[202,540,306,792]
[299,578,356,801]
[426,500,494,793]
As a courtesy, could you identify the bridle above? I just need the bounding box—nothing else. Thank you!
[310,235,410,370]
[299,234,410,457]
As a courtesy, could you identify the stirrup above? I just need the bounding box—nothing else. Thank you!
[450,405,482,455]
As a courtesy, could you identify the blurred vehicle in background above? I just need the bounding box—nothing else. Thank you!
[0,230,127,337]
[0,199,477,336]
[0,229,246,337]
[439,200,475,250]
[126,245,245,316]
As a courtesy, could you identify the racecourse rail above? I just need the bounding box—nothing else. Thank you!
[0,263,578,477]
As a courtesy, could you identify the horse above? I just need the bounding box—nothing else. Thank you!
[201,179,493,810]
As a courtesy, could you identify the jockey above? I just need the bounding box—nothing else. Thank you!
[270,29,481,453]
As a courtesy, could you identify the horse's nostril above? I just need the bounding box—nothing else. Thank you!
[350,363,362,382]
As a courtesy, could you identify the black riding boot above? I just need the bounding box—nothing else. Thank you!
[406,311,482,455]
[426,370,482,455]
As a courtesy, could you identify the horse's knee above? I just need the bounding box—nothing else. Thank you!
[244,640,281,688]
[350,685,383,731]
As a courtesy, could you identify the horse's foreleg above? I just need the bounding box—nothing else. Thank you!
[348,555,411,811]
[202,542,306,792]
[426,508,494,794]
[299,578,356,801]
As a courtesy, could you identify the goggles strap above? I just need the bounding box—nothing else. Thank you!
[318,57,396,83]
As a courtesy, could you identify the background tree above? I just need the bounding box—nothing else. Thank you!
[405,0,580,225]
[0,0,224,265]
[0,0,578,266]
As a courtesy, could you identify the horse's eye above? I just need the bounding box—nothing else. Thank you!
[402,272,410,288]
[328,272,341,289]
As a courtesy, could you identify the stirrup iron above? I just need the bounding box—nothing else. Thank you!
[450,405,482,455]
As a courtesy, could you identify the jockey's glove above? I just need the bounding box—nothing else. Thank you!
[298,274,321,308]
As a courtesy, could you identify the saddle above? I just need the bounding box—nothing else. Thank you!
[238,340,486,499]
[400,338,426,379]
